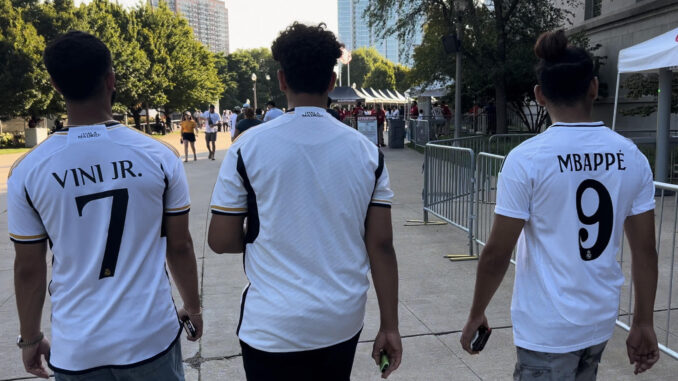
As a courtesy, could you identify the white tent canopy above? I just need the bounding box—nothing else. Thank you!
[611,27,678,184]
[618,27,678,74]
[612,27,678,130]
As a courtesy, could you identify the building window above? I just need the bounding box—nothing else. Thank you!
[585,0,602,19]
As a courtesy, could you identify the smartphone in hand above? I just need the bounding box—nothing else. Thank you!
[182,316,196,338]
[471,326,491,352]
[379,351,390,373]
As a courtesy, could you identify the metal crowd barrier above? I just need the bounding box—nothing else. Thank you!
[413,120,432,147]
[488,134,535,156]
[423,143,476,257]
[614,183,678,360]
[473,153,505,254]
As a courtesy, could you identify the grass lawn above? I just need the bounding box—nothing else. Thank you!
[0,147,30,155]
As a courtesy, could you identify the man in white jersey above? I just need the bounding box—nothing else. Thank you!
[460,30,659,379]
[9,31,202,380]
[200,104,221,160]
[208,23,402,380]
[263,100,283,122]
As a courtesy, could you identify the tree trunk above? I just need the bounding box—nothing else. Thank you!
[494,0,508,135]
[144,104,150,134]
[131,109,142,130]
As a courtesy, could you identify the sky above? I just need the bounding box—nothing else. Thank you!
[225,0,338,51]
[78,0,339,52]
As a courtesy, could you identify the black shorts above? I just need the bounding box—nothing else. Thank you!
[204,132,217,142]
[240,329,361,381]
[181,132,195,142]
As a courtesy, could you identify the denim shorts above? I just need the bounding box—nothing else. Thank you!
[53,339,184,381]
[513,341,607,381]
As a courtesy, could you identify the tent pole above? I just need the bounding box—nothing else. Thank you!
[612,72,621,131]
[656,68,672,183]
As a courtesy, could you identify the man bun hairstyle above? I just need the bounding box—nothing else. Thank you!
[271,22,342,94]
[44,31,112,101]
[534,30,595,106]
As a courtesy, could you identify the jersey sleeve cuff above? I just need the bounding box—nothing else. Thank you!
[165,204,191,216]
[494,207,530,221]
[9,233,48,243]
[211,205,248,216]
[370,198,393,208]
[629,203,655,217]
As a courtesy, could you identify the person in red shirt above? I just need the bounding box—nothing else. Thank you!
[376,104,386,147]
[410,101,419,119]
[352,102,364,117]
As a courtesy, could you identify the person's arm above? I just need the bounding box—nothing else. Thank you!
[460,214,524,354]
[164,213,202,340]
[14,241,51,379]
[365,206,401,379]
[208,214,246,253]
[624,210,659,374]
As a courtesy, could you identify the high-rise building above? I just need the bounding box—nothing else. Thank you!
[151,0,229,54]
[337,0,421,65]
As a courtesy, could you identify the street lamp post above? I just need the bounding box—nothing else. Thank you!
[454,1,466,140]
[252,73,258,110]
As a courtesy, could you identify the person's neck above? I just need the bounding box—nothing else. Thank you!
[286,92,328,110]
[547,104,595,124]
[66,98,114,126]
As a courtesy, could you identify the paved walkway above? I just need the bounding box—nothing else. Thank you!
[0,132,677,380]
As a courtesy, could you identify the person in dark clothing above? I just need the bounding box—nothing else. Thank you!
[327,98,340,120]
[234,107,262,140]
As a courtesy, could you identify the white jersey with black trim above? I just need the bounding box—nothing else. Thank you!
[210,106,393,352]
[495,122,655,353]
[8,124,190,372]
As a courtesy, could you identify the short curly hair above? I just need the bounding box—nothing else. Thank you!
[44,31,112,101]
[271,22,342,94]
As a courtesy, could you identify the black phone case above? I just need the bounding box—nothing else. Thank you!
[471,326,491,352]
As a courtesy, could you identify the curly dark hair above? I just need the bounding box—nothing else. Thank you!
[271,22,342,94]
[44,31,112,101]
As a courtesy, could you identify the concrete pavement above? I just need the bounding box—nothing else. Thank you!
[0,131,677,380]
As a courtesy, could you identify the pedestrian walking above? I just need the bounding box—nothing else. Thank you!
[460,30,659,379]
[230,106,240,141]
[200,104,221,160]
[263,100,283,122]
[376,104,386,147]
[180,111,198,162]
[208,22,402,381]
[233,107,262,140]
[9,31,202,381]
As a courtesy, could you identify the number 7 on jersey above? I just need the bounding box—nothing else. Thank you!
[75,189,129,279]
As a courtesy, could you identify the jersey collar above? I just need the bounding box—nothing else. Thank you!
[549,121,605,128]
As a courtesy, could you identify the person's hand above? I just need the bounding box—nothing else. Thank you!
[460,314,489,354]
[626,323,659,374]
[178,307,203,341]
[372,328,402,379]
[22,336,50,379]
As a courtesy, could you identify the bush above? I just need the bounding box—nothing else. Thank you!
[0,132,25,148]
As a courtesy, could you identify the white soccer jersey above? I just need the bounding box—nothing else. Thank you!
[210,106,393,352]
[8,124,190,372]
[495,121,655,353]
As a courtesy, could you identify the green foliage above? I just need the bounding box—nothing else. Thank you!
[366,0,581,133]
[0,0,224,128]
[364,62,396,89]
[339,47,409,91]
[0,0,54,118]
[621,72,678,116]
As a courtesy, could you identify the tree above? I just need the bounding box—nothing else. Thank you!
[364,62,396,89]
[366,0,580,133]
[0,0,54,119]
[393,64,412,93]
[621,72,678,117]
[80,0,151,130]
[220,50,259,108]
